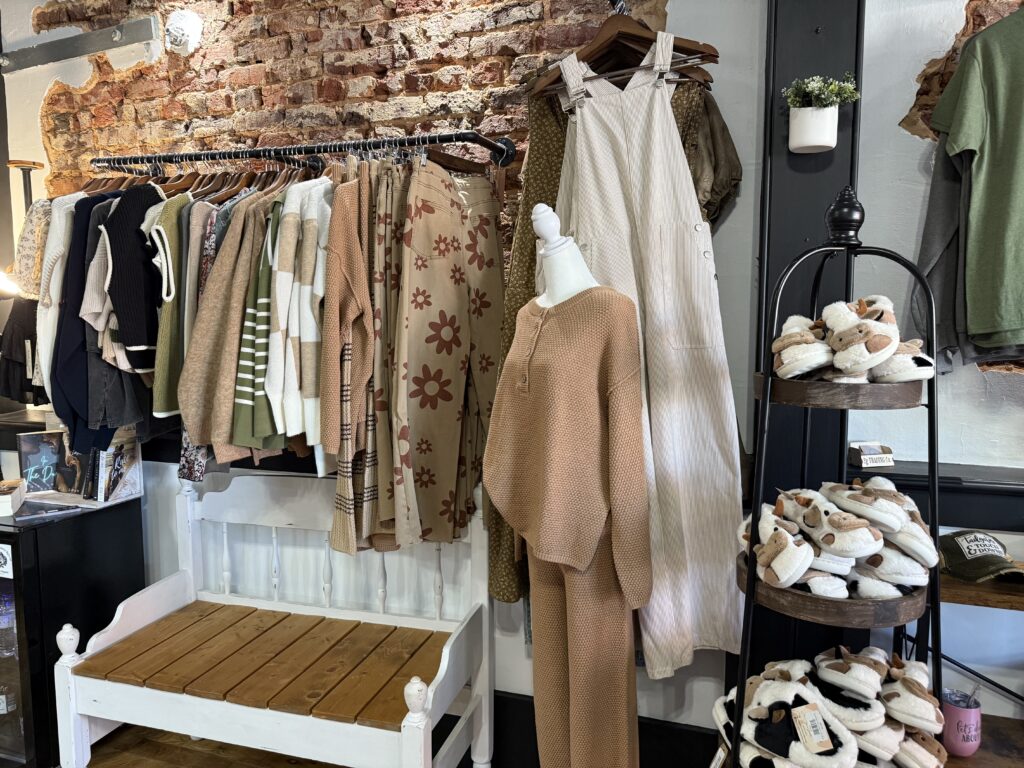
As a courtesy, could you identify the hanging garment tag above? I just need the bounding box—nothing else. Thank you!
[792,703,833,754]
[24,342,33,380]
[708,744,728,768]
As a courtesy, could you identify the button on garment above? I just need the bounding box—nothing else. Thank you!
[554,31,743,677]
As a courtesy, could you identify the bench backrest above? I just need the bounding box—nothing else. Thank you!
[176,474,486,625]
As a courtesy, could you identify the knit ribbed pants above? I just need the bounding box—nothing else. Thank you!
[527,528,639,768]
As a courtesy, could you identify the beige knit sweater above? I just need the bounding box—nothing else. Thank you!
[483,287,652,609]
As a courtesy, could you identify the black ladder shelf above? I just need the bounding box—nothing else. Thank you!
[730,187,943,765]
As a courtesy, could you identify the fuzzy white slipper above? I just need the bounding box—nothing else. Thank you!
[880,679,945,734]
[818,367,870,384]
[739,742,800,768]
[773,316,834,379]
[794,569,850,599]
[892,729,947,768]
[739,504,805,549]
[869,340,935,383]
[805,673,887,732]
[740,679,859,768]
[856,718,905,761]
[857,545,930,587]
[795,498,884,560]
[823,300,900,374]
[882,511,939,569]
[808,542,856,576]
[748,505,815,589]
[846,568,907,600]
[888,656,930,691]
[763,659,814,684]
[859,478,919,515]
[857,647,892,668]
[713,688,736,744]
[821,483,909,533]
[815,647,889,700]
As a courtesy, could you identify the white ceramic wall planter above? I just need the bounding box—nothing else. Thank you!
[788,105,839,153]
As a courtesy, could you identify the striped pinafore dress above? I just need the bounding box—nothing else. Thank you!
[553,31,743,678]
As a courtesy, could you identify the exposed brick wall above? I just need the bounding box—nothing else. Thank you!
[900,0,1022,140]
[36,0,667,198]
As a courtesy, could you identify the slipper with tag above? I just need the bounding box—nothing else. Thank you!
[846,568,910,600]
[796,499,884,560]
[856,718,905,761]
[740,679,859,768]
[880,678,945,734]
[823,299,900,374]
[804,672,886,732]
[815,647,889,700]
[888,656,930,690]
[856,545,929,587]
[892,729,947,768]
[869,339,935,383]
[773,315,834,379]
[821,483,909,533]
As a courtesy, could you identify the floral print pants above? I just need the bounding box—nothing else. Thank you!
[391,162,503,544]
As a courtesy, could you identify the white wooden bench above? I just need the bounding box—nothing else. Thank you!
[54,475,493,768]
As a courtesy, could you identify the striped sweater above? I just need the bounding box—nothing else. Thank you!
[231,194,285,449]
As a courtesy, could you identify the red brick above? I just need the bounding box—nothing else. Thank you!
[32,6,69,32]
[318,77,348,103]
[265,55,323,85]
[468,28,535,58]
[348,75,382,98]
[162,100,188,120]
[221,64,267,89]
[234,86,263,111]
[549,0,609,17]
[125,77,171,100]
[432,65,466,92]
[89,103,118,129]
[236,36,291,63]
[395,0,453,16]
[266,10,319,37]
[470,61,505,88]
[535,19,603,51]
[207,90,235,116]
[486,1,544,29]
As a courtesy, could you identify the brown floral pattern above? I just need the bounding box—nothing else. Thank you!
[391,162,504,545]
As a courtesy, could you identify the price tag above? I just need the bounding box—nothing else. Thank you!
[708,744,728,768]
[0,544,12,580]
[0,693,15,714]
[792,703,833,754]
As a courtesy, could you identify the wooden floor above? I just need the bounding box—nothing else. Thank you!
[91,724,342,767]
[75,601,449,731]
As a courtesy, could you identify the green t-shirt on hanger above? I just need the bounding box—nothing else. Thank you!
[931,9,1024,347]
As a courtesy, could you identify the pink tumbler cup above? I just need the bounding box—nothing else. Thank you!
[941,689,981,758]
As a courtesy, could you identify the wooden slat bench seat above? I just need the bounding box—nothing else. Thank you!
[74,601,450,733]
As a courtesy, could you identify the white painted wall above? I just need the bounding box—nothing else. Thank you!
[852,0,1024,468]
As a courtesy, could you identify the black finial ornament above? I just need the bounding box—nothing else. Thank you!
[826,186,865,246]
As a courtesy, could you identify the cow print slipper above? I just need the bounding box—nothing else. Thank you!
[821,482,909,533]
[795,498,884,560]
[888,655,930,690]
[856,718,905,761]
[892,728,947,768]
[880,678,945,734]
[740,679,859,768]
[794,569,850,599]
[822,299,900,374]
[772,315,834,380]
[856,545,930,588]
[815,647,889,700]
[804,672,887,732]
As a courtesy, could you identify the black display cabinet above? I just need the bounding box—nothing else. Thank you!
[0,500,144,767]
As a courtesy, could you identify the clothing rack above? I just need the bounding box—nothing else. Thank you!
[90,130,518,171]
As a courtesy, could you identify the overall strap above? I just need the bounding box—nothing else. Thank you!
[653,31,674,75]
[558,53,588,111]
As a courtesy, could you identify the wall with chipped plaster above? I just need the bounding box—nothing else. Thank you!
[852,0,1024,469]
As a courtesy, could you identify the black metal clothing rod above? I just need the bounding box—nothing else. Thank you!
[90,130,518,169]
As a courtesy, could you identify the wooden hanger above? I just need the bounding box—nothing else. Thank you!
[531,14,718,94]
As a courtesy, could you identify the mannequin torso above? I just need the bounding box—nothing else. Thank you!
[533,203,600,308]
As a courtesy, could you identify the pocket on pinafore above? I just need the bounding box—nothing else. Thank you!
[657,221,720,350]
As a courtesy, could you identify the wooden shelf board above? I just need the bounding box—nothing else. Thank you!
[947,714,1024,768]
[941,574,1024,612]
[735,554,927,629]
[753,373,923,410]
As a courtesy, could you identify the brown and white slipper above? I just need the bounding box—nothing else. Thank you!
[772,315,834,379]
[796,499,884,560]
[815,646,889,700]
[892,728,947,768]
[869,339,935,383]
[821,482,910,533]
[823,298,900,374]
[880,678,945,734]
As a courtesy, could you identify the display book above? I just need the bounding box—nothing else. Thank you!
[724,189,945,768]
[14,426,143,515]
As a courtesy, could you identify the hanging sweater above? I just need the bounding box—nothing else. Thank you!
[266,177,331,436]
[483,287,652,610]
[103,183,166,374]
[35,191,86,396]
[151,192,193,416]
[10,199,50,300]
